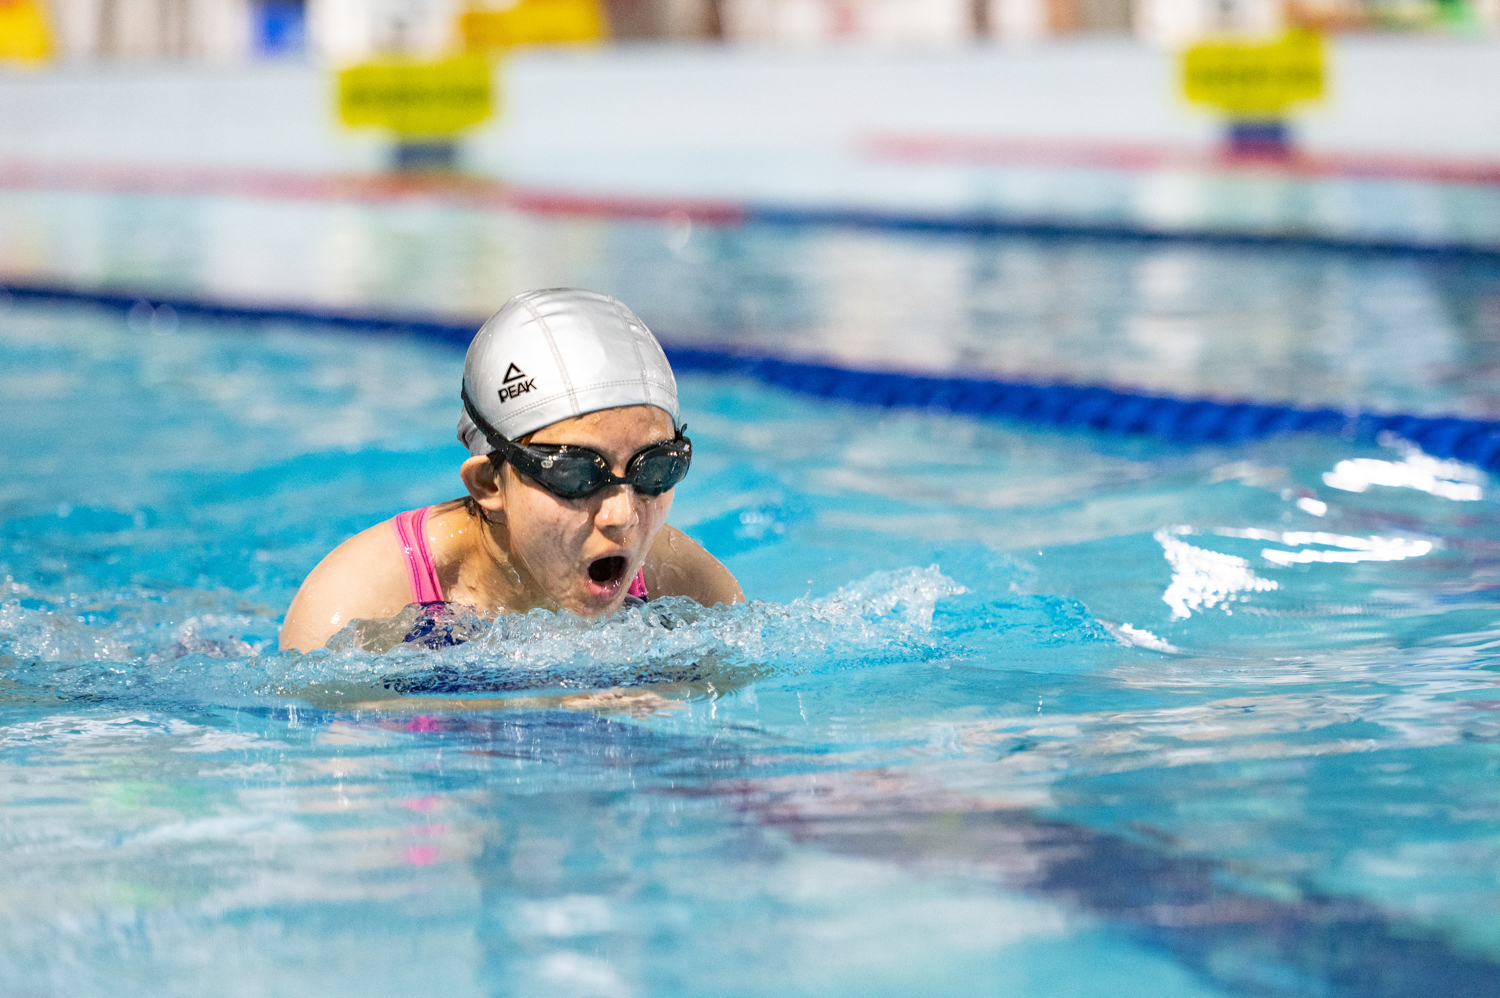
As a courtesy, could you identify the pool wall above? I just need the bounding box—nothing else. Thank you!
[2,39,1499,250]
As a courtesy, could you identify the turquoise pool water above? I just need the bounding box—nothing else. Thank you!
[3,272,1500,991]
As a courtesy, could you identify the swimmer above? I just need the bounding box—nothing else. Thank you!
[279,288,743,653]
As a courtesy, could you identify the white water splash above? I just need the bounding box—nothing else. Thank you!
[342,565,970,697]
[1,567,969,706]
[1106,622,1179,654]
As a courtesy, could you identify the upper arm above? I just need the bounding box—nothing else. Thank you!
[644,524,745,607]
[279,521,414,652]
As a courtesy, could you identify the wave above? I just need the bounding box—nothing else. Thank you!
[0,566,971,711]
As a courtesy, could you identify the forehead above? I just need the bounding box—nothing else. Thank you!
[528,405,674,446]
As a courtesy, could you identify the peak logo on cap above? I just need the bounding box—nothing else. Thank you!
[496,361,537,403]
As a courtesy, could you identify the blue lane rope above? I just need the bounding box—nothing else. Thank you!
[9,280,1500,473]
[663,347,1500,471]
[0,283,478,349]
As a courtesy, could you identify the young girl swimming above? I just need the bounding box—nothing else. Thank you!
[279,288,743,653]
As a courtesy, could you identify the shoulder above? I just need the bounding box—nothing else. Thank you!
[279,517,415,652]
[643,524,744,607]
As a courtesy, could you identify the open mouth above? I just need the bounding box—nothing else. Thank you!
[586,555,628,595]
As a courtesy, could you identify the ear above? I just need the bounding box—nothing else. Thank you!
[460,456,507,521]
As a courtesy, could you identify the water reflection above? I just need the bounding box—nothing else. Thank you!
[2,189,1499,417]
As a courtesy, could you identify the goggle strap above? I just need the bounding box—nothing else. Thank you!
[461,384,512,456]
[462,383,685,452]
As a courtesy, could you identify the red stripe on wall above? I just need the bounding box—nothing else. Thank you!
[0,159,748,223]
[863,134,1500,187]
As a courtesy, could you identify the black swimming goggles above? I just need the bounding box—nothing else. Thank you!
[462,387,691,500]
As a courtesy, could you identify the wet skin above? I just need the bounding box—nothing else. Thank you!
[472,404,676,618]
[278,404,742,654]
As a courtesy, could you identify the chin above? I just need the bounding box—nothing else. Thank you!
[563,593,625,619]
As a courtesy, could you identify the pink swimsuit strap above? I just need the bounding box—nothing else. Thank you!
[392,507,444,604]
[392,506,648,605]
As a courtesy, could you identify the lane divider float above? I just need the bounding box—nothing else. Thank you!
[7,279,1499,473]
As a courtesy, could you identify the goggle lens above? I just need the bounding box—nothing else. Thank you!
[629,451,690,496]
[537,455,605,497]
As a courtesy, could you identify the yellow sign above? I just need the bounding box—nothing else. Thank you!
[0,0,52,63]
[337,55,494,136]
[459,0,607,51]
[1181,31,1324,117]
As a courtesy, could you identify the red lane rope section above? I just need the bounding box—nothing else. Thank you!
[0,159,748,224]
[863,134,1500,187]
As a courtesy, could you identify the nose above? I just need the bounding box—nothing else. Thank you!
[594,484,638,537]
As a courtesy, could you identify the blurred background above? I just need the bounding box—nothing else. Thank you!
[1,0,1498,410]
[6,0,1499,60]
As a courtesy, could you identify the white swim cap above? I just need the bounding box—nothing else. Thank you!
[458,288,680,456]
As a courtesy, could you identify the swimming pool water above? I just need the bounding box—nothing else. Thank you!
[4,289,1500,997]
[4,186,1500,418]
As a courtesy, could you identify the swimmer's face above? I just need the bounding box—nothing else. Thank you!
[484,404,676,617]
